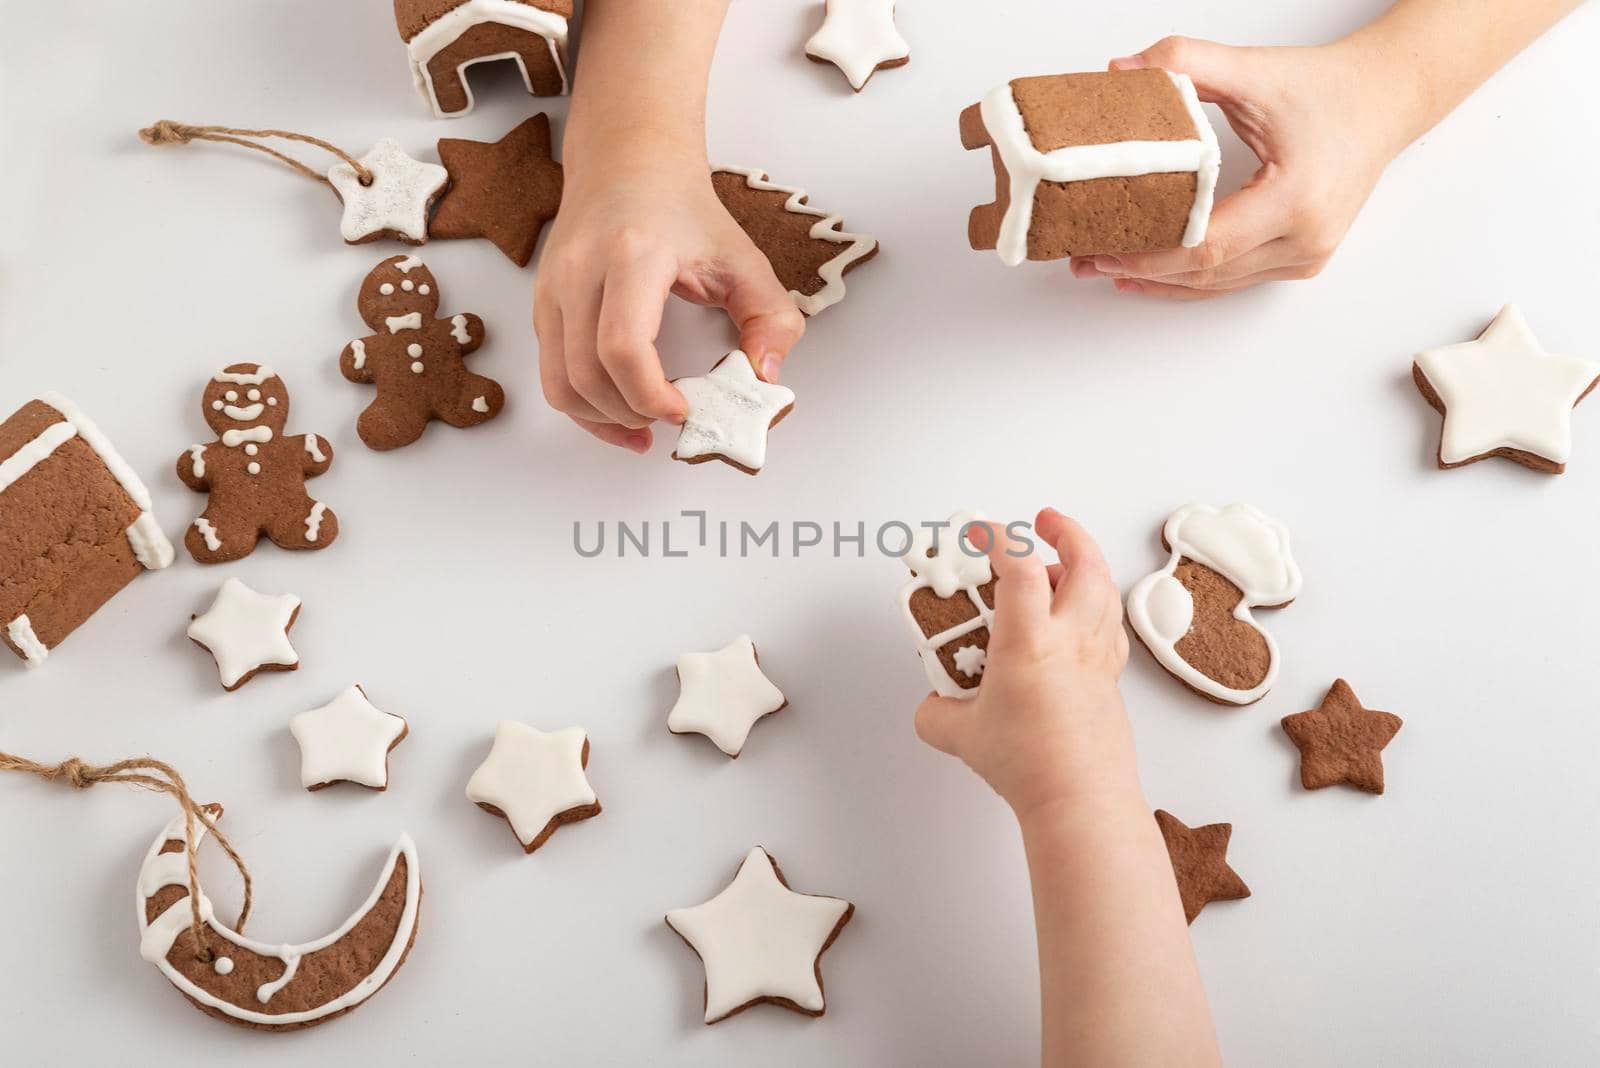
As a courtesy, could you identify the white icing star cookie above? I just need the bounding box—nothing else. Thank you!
[804,0,910,92]
[1413,304,1600,473]
[187,577,300,691]
[668,635,787,758]
[466,722,600,853]
[666,846,854,1024]
[328,138,448,245]
[289,685,409,791]
[672,352,796,474]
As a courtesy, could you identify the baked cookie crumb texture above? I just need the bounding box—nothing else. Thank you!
[1281,679,1403,793]
[1155,810,1249,925]
[395,0,573,117]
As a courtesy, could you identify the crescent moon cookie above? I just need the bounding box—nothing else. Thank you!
[1154,810,1250,925]
[665,847,854,1024]
[465,722,601,854]
[671,351,795,475]
[326,138,447,245]
[897,511,996,699]
[1125,504,1301,706]
[187,577,301,692]
[136,806,421,1031]
[1413,304,1600,473]
[803,0,910,92]
[290,685,410,792]
[667,635,788,758]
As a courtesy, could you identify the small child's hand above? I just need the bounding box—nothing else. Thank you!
[534,164,805,452]
[915,509,1134,820]
[1071,35,1414,299]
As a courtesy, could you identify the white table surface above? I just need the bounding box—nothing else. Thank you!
[3,2,1599,1064]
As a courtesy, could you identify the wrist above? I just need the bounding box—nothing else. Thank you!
[1328,25,1436,157]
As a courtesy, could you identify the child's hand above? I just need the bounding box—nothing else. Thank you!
[1071,35,1416,299]
[534,164,805,452]
[914,509,1135,820]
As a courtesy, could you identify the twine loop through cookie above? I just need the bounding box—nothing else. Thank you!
[137,120,374,187]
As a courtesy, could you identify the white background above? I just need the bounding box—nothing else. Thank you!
[2,1,1598,1064]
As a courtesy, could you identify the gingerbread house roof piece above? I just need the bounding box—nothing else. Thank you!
[395,0,573,117]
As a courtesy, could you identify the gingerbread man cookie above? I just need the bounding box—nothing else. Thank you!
[340,255,505,450]
[177,365,337,563]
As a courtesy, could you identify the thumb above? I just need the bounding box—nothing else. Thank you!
[722,250,805,383]
[914,693,970,758]
[1111,35,1249,105]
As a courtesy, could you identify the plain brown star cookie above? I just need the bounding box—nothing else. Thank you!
[1281,679,1403,794]
[429,114,563,266]
[1154,810,1250,925]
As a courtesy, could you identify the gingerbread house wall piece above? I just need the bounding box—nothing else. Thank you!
[0,393,173,667]
[395,0,573,118]
[960,68,1220,264]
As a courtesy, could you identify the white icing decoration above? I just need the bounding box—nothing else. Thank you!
[465,722,596,849]
[0,420,76,495]
[387,312,423,333]
[472,396,489,413]
[393,255,422,273]
[418,284,430,296]
[1414,304,1600,467]
[327,139,447,245]
[6,615,47,667]
[673,352,796,472]
[304,435,326,463]
[211,400,224,411]
[713,167,877,315]
[212,367,276,385]
[976,72,1220,266]
[267,397,278,406]
[221,426,273,448]
[405,0,570,118]
[126,513,172,571]
[135,811,420,1028]
[1125,503,1302,705]
[905,509,990,599]
[213,957,234,976]
[804,0,910,91]
[193,518,222,552]
[407,343,423,357]
[186,445,206,478]
[897,510,996,700]
[350,339,367,370]
[244,444,259,456]
[186,577,300,689]
[305,501,327,542]
[952,644,987,678]
[222,402,264,421]
[246,461,261,475]
[450,314,470,343]
[401,280,414,292]
[410,362,425,374]
[290,685,408,790]
[247,389,261,401]
[380,283,395,296]
[668,635,787,757]
[665,847,851,1024]
[224,391,238,402]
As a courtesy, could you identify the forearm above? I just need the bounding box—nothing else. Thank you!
[564,0,730,176]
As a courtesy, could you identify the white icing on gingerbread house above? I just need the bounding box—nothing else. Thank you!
[395,0,572,118]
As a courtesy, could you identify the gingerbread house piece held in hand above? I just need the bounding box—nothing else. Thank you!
[395,0,572,118]
[960,68,1220,264]
[0,393,174,667]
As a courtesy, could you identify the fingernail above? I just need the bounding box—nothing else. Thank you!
[1069,260,1099,279]
[1113,278,1144,294]
[1093,256,1125,276]
[759,353,781,382]
[1109,55,1148,70]
[626,432,650,454]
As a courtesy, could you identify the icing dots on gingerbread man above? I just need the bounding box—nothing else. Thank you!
[340,255,505,450]
[177,364,337,563]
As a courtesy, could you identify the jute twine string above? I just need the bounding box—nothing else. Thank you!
[137,120,373,188]
[0,753,253,961]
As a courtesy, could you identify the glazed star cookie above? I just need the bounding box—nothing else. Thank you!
[672,351,795,474]
[290,685,410,792]
[665,847,854,1024]
[187,577,301,691]
[327,138,448,245]
[711,168,878,316]
[1413,304,1600,473]
[136,805,420,1030]
[804,0,909,91]
[178,364,337,563]
[1281,680,1403,794]
[395,0,571,117]
[430,115,563,266]
[1125,503,1302,706]
[897,511,996,699]
[668,636,788,758]
[466,722,600,854]
[1154,810,1250,925]
[340,255,505,450]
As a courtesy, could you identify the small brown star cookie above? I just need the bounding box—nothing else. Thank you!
[429,114,563,266]
[1155,810,1250,924]
[1281,679,1403,794]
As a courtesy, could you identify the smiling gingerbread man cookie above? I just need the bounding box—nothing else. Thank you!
[177,364,337,563]
[340,255,505,450]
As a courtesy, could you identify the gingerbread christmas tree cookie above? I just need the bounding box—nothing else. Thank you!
[1281,680,1403,794]
[1155,810,1250,925]
[430,114,563,266]
[395,0,572,117]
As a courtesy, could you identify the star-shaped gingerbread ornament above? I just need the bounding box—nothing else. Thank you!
[328,138,447,246]
[430,115,564,266]
[466,722,600,854]
[187,577,301,691]
[1413,304,1600,473]
[1281,679,1403,794]
[668,635,787,758]
[1155,810,1250,925]
[290,685,409,791]
[666,847,854,1024]
[672,351,796,474]
[804,0,910,91]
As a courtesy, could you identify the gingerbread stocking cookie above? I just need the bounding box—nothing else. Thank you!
[340,255,505,450]
[177,365,337,564]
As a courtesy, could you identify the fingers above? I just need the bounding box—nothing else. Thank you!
[1035,508,1117,620]
[1075,181,1286,284]
[974,520,1052,636]
[595,256,687,424]
[1110,264,1319,300]
[571,415,651,454]
[563,283,648,429]
[1112,35,1255,106]
[536,290,614,426]
[719,249,805,383]
[914,693,969,757]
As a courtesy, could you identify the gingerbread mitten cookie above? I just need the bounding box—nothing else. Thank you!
[177,365,337,563]
[1125,503,1301,706]
[340,255,505,450]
